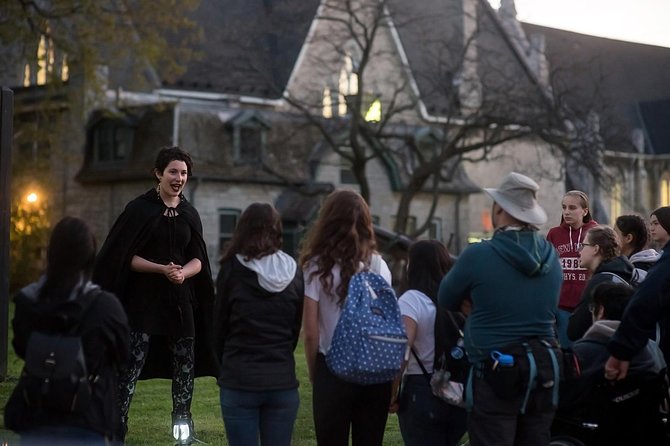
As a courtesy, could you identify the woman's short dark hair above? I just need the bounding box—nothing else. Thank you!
[154,146,193,177]
[615,214,649,254]
[592,282,634,321]
[40,217,97,301]
[405,240,454,303]
[220,203,282,263]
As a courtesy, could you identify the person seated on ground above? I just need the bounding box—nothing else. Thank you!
[567,225,635,342]
[559,282,666,414]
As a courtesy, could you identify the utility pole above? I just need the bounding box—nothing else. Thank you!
[0,87,14,380]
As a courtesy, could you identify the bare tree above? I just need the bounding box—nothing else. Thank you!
[275,0,606,237]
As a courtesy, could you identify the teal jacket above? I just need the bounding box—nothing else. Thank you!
[438,229,562,363]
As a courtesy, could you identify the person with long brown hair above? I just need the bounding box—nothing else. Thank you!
[214,203,304,446]
[300,189,393,446]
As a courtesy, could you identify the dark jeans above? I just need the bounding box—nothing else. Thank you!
[398,375,467,446]
[313,353,392,446]
[220,386,299,446]
[467,374,556,446]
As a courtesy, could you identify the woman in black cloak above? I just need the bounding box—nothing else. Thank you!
[93,146,217,444]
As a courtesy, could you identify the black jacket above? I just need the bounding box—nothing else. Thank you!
[560,319,664,412]
[5,281,130,439]
[609,243,670,368]
[567,256,634,342]
[215,254,304,391]
[93,189,218,379]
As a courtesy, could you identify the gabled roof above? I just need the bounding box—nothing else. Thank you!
[521,22,670,153]
[387,0,550,119]
[163,0,320,98]
[164,0,551,121]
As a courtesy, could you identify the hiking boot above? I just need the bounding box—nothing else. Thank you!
[171,411,195,445]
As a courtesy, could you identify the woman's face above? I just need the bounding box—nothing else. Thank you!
[156,160,188,200]
[579,236,600,271]
[649,214,670,246]
[562,195,587,228]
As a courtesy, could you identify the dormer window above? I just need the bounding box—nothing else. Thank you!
[229,111,271,164]
[89,117,135,164]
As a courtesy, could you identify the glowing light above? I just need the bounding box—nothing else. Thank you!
[364,99,382,123]
[26,193,38,203]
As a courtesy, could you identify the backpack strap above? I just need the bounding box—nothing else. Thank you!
[410,348,431,383]
[370,253,382,274]
[70,287,103,335]
[68,287,104,376]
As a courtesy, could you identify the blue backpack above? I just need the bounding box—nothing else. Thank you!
[326,264,407,385]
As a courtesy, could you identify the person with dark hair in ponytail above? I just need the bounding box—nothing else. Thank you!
[390,240,467,446]
[5,217,129,445]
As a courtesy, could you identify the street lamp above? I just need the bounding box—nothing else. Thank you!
[26,192,38,204]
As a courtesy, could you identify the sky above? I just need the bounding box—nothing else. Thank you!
[488,0,670,48]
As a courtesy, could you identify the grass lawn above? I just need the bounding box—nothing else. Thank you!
[0,303,405,445]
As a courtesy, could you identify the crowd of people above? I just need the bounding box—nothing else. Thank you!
[4,146,670,446]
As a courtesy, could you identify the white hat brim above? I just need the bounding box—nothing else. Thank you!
[483,188,548,226]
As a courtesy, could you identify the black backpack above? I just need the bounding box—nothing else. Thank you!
[19,289,101,414]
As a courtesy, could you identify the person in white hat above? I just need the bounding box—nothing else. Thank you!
[438,172,562,446]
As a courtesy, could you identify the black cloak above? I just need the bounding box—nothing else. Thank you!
[93,189,219,379]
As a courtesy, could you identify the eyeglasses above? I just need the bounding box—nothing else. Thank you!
[578,243,595,252]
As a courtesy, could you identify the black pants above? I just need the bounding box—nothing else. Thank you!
[117,332,195,430]
[312,353,392,446]
[467,374,555,446]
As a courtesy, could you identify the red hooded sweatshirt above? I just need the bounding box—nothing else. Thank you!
[546,219,599,311]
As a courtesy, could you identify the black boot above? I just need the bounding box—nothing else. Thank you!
[172,411,195,445]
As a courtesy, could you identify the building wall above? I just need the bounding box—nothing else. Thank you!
[463,137,565,237]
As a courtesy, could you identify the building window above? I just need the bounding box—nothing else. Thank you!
[338,53,358,116]
[322,86,334,118]
[392,215,417,235]
[282,224,304,259]
[218,209,240,255]
[661,173,670,207]
[230,112,270,164]
[23,32,68,87]
[611,182,622,223]
[428,218,442,240]
[91,119,134,163]
[364,98,382,123]
[339,146,357,184]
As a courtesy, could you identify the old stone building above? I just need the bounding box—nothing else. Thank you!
[6,0,669,279]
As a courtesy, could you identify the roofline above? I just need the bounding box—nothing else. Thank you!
[604,150,670,160]
[383,4,463,124]
[477,0,554,106]
[154,88,286,107]
[283,0,327,98]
